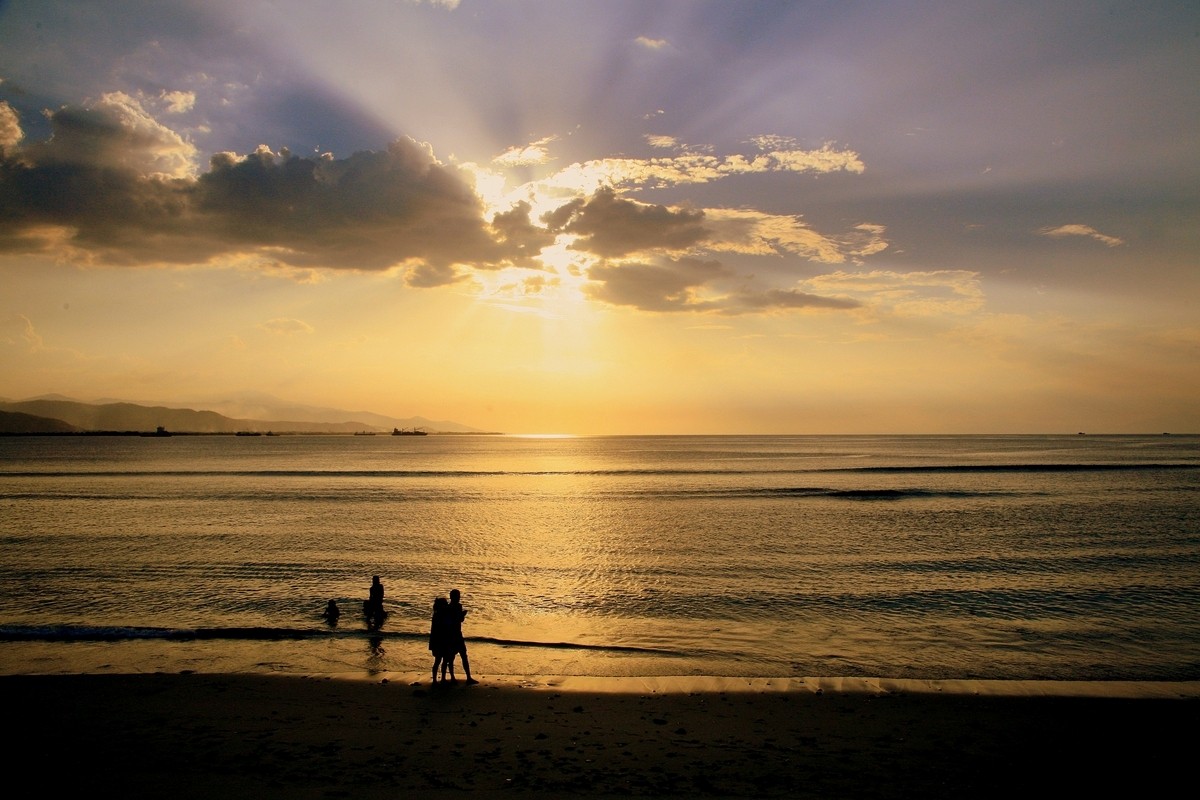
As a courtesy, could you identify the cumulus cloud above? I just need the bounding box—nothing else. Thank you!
[518,274,556,294]
[493,136,556,167]
[490,201,557,266]
[406,261,465,288]
[0,96,521,276]
[160,90,196,114]
[29,92,198,179]
[543,188,708,257]
[541,190,887,266]
[1038,224,1124,247]
[0,93,887,316]
[0,101,21,153]
[585,257,730,311]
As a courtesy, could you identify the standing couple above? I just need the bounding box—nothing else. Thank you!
[429,588,478,684]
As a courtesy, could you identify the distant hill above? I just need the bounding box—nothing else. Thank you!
[0,410,83,434]
[0,398,483,434]
[162,392,482,434]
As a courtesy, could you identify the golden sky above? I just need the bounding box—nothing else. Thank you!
[1,1,1197,434]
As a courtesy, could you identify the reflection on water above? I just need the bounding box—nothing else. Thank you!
[1,434,1198,680]
[365,635,386,675]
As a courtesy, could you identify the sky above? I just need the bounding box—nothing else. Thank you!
[1,0,1197,434]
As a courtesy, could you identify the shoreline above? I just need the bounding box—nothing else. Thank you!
[350,672,1200,698]
[7,673,1197,798]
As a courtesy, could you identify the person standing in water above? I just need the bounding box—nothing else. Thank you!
[447,588,478,684]
[366,575,385,629]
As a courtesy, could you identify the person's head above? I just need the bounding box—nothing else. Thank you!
[434,596,448,610]
[449,589,460,601]
[327,599,337,607]
[372,575,380,584]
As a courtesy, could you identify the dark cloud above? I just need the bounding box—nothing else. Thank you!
[405,262,465,288]
[586,257,729,311]
[544,187,708,257]
[725,288,861,313]
[585,256,861,315]
[0,96,520,275]
[197,139,501,271]
[490,201,557,267]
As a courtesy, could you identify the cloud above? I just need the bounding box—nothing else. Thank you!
[0,93,887,316]
[405,261,465,288]
[543,188,708,257]
[537,143,863,196]
[541,190,887,266]
[0,96,519,274]
[29,92,198,179]
[724,288,862,314]
[585,257,730,311]
[4,314,44,351]
[259,318,314,335]
[0,101,21,152]
[493,136,557,167]
[159,90,196,114]
[803,270,985,317]
[1038,224,1124,247]
[198,140,506,270]
[645,135,679,149]
[703,209,886,263]
[635,36,671,50]
[490,201,557,267]
[584,256,862,315]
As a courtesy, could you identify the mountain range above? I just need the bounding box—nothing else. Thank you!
[0,394,484,434]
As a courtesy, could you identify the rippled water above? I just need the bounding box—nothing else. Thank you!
[1,433,1198,680]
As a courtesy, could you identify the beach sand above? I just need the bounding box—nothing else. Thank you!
[6,673,1197,799]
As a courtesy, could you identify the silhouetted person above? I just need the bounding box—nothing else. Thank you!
[448,588,478,684]
[429,596,457,683]
[366,575,385,629]
[322,599,341,625]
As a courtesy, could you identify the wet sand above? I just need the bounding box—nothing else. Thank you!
[6,673,1197,798]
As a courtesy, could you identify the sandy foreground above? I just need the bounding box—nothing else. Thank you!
[6,673,1197,799]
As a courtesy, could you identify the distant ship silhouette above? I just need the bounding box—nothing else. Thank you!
[392,427,428,436]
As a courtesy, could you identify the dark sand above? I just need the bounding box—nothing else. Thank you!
[6,674,1197,799]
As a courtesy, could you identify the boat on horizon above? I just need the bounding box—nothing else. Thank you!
[391,427,428,436]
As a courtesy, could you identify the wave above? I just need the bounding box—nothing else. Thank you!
[0,625,679,656]
[846,464,1200,474]
[678,487,988,500]
[3,463,1196,480]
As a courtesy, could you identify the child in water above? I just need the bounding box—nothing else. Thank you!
[322,599,341,624]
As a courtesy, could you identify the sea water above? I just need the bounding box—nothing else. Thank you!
[1,434,1198,680]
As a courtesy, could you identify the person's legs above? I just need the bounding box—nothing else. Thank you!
[459,644,477,683]
[432,655,442,682]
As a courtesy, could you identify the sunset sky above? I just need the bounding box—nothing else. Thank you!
[1,0,1197,434]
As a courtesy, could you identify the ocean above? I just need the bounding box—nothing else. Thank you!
[1,433,1198,681]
